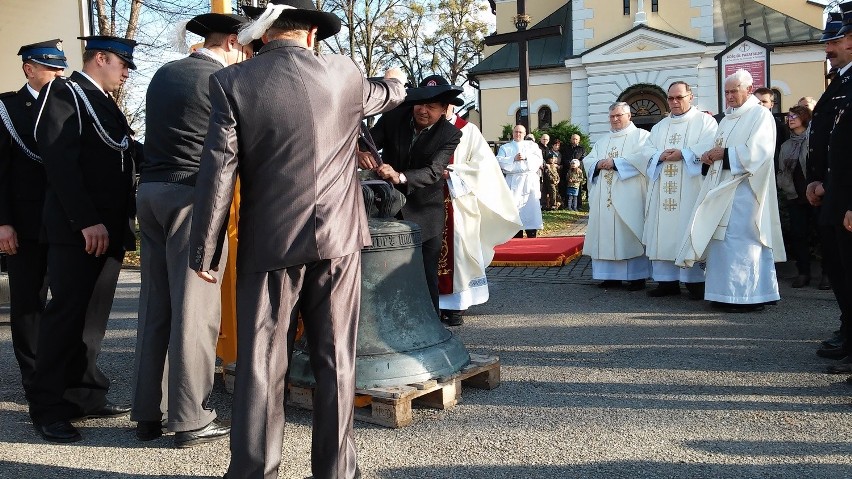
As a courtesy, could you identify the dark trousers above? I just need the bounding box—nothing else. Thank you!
[787,202,813,276]
[514,229,538,238]
[228,252,360,479]
[28,245,123,424]
[421,235,442,316]
[6,239,49,399]
[820,224,852,353]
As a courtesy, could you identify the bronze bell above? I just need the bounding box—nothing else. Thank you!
[288,215,471,388]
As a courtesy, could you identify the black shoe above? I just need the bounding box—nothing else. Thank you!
[74,402,131,421]
[136,420,166,441]
[647,281,679,297]
[817,346,848,360]
[34,420,82,443]
[791,275,810,288]
[598,280,622,289]
[684,282,704,300]
[712,302,765,313]
[174,419,231,448]
[818,274,831,290]
[826,356,852,374]
[441,310,464,327]
[822,333,844,349]
[626,279,646,291]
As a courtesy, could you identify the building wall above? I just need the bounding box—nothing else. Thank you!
[756,0,823,28]
[769,60,826,112]
[479,71,573,141]
[0,1,89,92]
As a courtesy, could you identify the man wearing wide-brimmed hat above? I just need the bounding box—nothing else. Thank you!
[358,75,463,319]
[131,12,250,448]
[30,35,139,443]
[187,1,406,477]
[0,39,66,407]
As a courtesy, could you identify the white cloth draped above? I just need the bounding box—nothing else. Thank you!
[675,95,785,303]
[582,123,654,280]
[496,140,543,229]
[439,118,522,311]
[645,107,718,282]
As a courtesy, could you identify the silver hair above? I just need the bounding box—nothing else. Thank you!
[724,69,753,89]
[609,101,630,114]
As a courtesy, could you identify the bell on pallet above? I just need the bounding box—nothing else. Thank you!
[288,183,470,389]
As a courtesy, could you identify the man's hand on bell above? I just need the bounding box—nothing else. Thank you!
[376,164,401,184]
[357,150,377,170]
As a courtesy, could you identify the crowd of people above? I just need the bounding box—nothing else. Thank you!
[3,2,852,479]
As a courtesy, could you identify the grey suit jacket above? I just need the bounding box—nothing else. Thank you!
[189,39,405,273]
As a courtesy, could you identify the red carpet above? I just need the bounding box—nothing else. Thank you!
[490,236,585,267]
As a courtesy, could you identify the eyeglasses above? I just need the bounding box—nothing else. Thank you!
[667,94,690,101]
[787,113,799,120]
[609,113,626,119]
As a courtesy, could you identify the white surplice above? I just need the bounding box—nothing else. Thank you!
[645,107,718,282]
[439,117,522,311]
[675,95,786,304]
[582,123,655,280]
[496,139,544,229]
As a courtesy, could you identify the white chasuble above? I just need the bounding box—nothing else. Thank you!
[439,117,522,311]
[645,108,717,281]
[496,140,544,229]
[582,123,654,261]
[675,95,786,303]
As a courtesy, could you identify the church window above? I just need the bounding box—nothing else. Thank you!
[515,108,522,126]
[651,0,659,12]
[771,89,782,114]
[538,106,552,129]
[623,0,630,15]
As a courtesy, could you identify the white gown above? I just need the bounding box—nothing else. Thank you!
[496,140,544,230]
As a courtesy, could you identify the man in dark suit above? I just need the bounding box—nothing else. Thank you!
[359,77,463,317]
[0,40,66,402]
[807,5,852,371]
[30,35,138,443]
[187,1,405,477]
[131,12,249,448]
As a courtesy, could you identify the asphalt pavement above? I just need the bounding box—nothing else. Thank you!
[0,255,850,479]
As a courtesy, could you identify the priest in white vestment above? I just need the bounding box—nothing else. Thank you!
[582,102,655,290]
[496,124,543,237]
[438,107,523,326]
[676,69,786,312]
[645,82,718,299]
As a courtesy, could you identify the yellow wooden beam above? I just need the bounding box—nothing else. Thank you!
[210,0,232,14]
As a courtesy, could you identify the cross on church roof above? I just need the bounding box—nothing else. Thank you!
[739,18,751,37]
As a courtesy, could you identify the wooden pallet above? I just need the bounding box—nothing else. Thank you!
[288,353,500,428]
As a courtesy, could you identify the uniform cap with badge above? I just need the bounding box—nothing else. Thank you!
[17,39,68,69]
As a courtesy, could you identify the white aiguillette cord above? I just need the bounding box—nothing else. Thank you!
[0,99,42,163]
[237,4,296,45]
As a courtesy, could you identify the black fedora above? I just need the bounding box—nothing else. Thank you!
[187,13,247,37]
[404,75,464,106]
[237,0,342,44]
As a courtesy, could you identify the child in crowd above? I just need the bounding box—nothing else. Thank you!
[543,156,561,210]
[566,159,583,211]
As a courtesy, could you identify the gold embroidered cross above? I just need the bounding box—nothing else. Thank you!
[664,163,679,177]
[607,146,620,159]
[663,181,678,194]
[663,198,678,211]
[714,136,724,148]
[668,132,682,145]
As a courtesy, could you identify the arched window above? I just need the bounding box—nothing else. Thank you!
[515,108,522,126]
[538,106,552,129]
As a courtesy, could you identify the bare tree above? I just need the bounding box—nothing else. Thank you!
[381,1,438,84]
[428,0,490,86]
[323,0,405,77]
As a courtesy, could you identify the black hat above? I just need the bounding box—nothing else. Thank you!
[187,13,247,37]
[836,1,852,36]
[78,35,138,70]
[237,0,342,44]
[404,75,465,106]
[241,5,264,19]
[17,39,68,68]
[821,12,844,43]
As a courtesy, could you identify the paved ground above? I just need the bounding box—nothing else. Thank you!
[1,235,851,478]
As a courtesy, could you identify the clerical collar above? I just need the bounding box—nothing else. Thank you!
[670,107,692,118]
[26,83,39,99]
[195,48,227,67]
[78,71,108,96]
[610,123,632,133]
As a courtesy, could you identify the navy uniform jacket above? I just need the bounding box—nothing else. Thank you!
[0,86,46,240]
[370,106,461,240]
[35,71,136,253]
[824,71,852,226]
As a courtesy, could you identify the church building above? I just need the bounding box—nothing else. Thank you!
[469,0,828,141]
